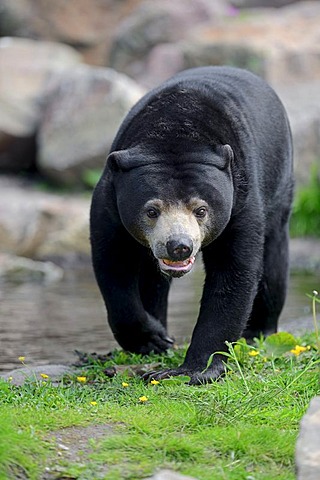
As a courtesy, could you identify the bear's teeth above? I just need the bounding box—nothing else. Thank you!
[163,258,192,267]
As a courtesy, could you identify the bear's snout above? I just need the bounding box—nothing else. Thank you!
[166,235,193,261]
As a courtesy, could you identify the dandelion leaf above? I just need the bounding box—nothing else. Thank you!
[265,332,297,357]
[162,376,191,385]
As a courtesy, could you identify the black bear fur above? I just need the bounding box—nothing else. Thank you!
[90,66,294,384]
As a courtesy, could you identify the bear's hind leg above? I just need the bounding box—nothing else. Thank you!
[243,225,290,340]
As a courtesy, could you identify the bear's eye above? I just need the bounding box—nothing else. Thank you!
[146,208,160,219]
[194,206,207,218]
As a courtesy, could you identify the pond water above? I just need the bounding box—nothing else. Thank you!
[0,262,319,372]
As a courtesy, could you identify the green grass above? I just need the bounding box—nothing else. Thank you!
[1,322,319,480]
[290,164,320,237]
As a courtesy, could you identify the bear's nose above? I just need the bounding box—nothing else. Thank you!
[166,235,193,261]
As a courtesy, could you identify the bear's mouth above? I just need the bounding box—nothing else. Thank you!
[158,257,195,277]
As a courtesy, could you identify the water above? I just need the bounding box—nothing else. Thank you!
[0,262,319,372]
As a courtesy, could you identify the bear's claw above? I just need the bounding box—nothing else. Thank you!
[142,364,225,385]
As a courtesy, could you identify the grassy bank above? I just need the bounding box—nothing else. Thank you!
[1,295,319,479]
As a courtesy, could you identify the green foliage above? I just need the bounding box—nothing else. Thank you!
[0,329,318,480]
[290,164,320,237]
[82,168,102,189]
[264,332,297,357]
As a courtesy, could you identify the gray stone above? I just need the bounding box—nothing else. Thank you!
[289,238,320,273]
[184,1,320,85]
[0,175,90,259]
[0,37,82,137]
[0,37,81,172]
[296,396,320,480]
[1,364,73,386]
[0,254,63,283]
[109,0,231,79]
[232,0,303,7]
[110,1,320,89]
[37,65,144,185]
[274,82,320,186]
[147,470,198,480]
[0,0,145,66]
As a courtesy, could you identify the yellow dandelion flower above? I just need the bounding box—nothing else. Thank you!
[40,373,49,379]
[290,345,309,356]
[8,376,13,382]
[18,356,25,362]
[150,379,160,385]
[90,401,97,406]
[76,376,87,383]
[122,382,129,387]
[248,350,260,357]
[139,395,148,403]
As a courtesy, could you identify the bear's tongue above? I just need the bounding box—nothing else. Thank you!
[158,256,195,277]
[162,259,191,268]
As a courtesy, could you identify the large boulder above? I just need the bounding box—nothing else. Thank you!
[0,37,82,171]
[296,397,320,480]
[0,0,145,65]
[141,1,320,88]
[0,37,82,137]
[275,82,320,186]
[232,0,303,7]
[109,0,232,80]
[0,176,90,260]
[0,254,63,284]
[186,1,320,85]
[37,66,144,185]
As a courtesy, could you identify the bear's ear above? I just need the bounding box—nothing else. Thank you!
[214,144,234,169]
[107,150,132,172]
[107,148,147,172]
[222,144,234,166]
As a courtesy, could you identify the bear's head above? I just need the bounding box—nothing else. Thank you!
[108,143,234,277]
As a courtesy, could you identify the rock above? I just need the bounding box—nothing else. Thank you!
[296,396,320,480]
[185,1,320,86]
[0,253,63,283]
[37,65,144,185]
[130,1,320,88]
[1,364,73,386]
[0,37,82,137]
[289,238,320,273]
[0,175,90,259]
[147,470,198,480]
[274,82,320,186]
[109,0,232,79]
[232,0,302,7]
[0,0,145,66]
[0,37,82,172]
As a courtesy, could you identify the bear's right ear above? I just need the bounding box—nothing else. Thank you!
[107,150,131,173]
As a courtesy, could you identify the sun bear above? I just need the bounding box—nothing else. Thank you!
[90,66,293,384]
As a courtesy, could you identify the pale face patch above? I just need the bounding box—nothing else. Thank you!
[141,198,210,277]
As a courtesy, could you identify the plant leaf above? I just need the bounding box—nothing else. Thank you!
[161,376,191,385]
[264,332,297,357]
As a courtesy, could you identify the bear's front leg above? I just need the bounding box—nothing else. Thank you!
[91,225,174,354]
